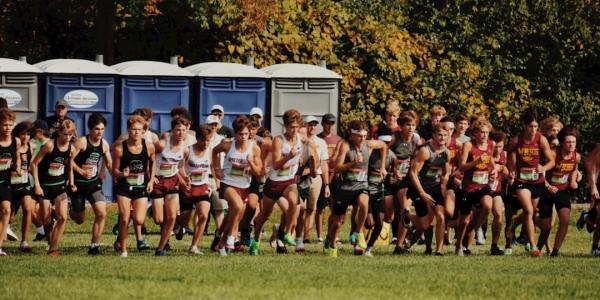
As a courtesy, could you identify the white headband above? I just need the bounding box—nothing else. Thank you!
[351,129,368,136]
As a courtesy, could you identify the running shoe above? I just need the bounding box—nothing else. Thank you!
[137,239,151,251]
[364,248,373,257]
[269,225,278,248]
[240,229,251,246]
[210,233,221,252]
[349,232,357,245]
[175,226,185,241]
[390,237,398,244]
[323,238,331,251]
[19,241,33,253]
[354,245,364,255]
[434,252,444,256]
[33,233,46,242]
[189,246,203,255]
[276,240,288,254]
[155,250,167,256]
[47,250,60,257]
[88,245,101,256]
[295,239,305,253]
[455,247,464,257]
[112,223,119,235]
[185,227,194,236]
[490,245,504,256]
[120,251,128,258]
[283,233,296,246]
[218,247,228,257]
[576,210,588,230]
[463,248,472,255]
[504,248,513,256]
[317,237,324,244]
[233,242,246,253]
[249,240,259,256]
[0,248,7,256]
[424,247,433,255]
[113,241,121,252]
[356,232,367,250]
[591,248,600,257]
[226,235,236,250]
[6,226,18,241]
[329,247,338,258]
[530,245,541,257]
[516,234,528,246]
[550,249,559,257]
[476,228,486,245]
[402,209,413,229]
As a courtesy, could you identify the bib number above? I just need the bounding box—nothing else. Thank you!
[126,173,144,186]
[519,168,539,181]
[345,169,367,182]
[396,160,410,180]
[191,170,207,185]
[48,163,65,177]
[83,164,98,178]
[10,171,28,185]
[368,174,382,183]
[425,166,442,178]
[230,165,248,177]
[472,171,489,185]
[0,158,10,171]
[159,163,177,177]
[550,173,569,185]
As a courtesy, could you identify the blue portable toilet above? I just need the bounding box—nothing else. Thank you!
[112,60,193,134]
[185,62,268,129]
[0,58,41,123]
[34,58,119,200]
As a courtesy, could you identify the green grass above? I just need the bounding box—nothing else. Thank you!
[1,205,600,300]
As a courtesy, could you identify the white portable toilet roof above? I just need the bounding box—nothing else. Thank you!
[0,58,42,73]
[261,63,341,79]
[34,59,118,74]
[185,62,268,78]
[112,61,193,77]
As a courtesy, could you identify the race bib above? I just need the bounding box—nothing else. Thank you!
[230,165,248,177]
[425,166,442,178]
[126,173,144,186]
[550,173,569,185]
[345,169,367,182]
[489,179,499,191]
[159,163,177,177]
[472,171,489,185]
[82,164,98,178]
[191,170,207,185]
[0,158,10,171]
[48,162,65,177]
[277,166,293,177]
[368,174,383,183]
[396,159,410,180]
[10,171,28,185]
[519,167,539,181]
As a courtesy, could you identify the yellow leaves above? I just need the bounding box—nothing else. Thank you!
[227,45,235,54]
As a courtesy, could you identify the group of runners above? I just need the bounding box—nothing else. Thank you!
[1,97,600,258]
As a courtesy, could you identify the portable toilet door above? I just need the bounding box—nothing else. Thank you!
[185,62,269,129]
[34,58,119,200]
[0,58,41,123]
[112,60,193,135]
[262,63,342,136]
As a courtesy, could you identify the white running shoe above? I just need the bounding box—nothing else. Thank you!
[189,246,203,255]
[591,249,600,257]
[120,251,128,258]
[296,239,305,253]
[364,247,373,257]
[219,247,228,257]
[6,226,18,241]
[476,228,486,245]
[0,248,7,256]
[456,247,465,257]
[269,224,279,248]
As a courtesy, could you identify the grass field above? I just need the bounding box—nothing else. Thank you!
[1,204,600,300]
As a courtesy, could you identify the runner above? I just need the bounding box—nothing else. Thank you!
[454,114,471,144]
[419,105,446,141]
[252,109,307,255]
[440,117,462,246]
[328,120,387,257]
[0,108,22,256]
[69,113,113,255]
[537,127,580,256]
[316,113,340,243]
[31,120,50,242]
[457,120,504,256]
[508,110,555,257]
[585,143,600,256]
[182,126,214,254]
[390,113,424,254]
[153,116,189,256]
[370,100,402,139]
[213,115,261,256]
[32,119,74,256]
[112,115,156,257]
[406,124,450,255]
[10,121,39,252]
[365,135,395,256]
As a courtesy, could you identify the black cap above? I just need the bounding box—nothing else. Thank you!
[322,113,336,123]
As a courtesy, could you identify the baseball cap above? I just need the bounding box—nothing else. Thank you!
[322,113,336,123]
[210,104,224,113]
[55,99,68,108]
[205,115,220,124]
[250,107,263,117]
[304,115,319,124]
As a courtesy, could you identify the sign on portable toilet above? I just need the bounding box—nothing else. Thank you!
[261,63,342,136]
[112,60,193,135]
[0,58,42,123]
[185,62,268,129]
[35,58,119,200]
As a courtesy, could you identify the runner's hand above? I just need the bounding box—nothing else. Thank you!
[35,186,44,197]
[591,186,600,201]
[420,192,435,207]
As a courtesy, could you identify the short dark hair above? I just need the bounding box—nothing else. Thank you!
[12,121,34,138]
[0,97,8,109]
[521,109,538,125]
[87,113,107,130]
[232,115,251,133]
[557,126,579,143]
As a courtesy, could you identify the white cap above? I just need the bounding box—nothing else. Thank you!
[378,135,392,142]
[304,115,319,124]
[205,115,220,124]
[250,107,263,117]
[210,104,224,113]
